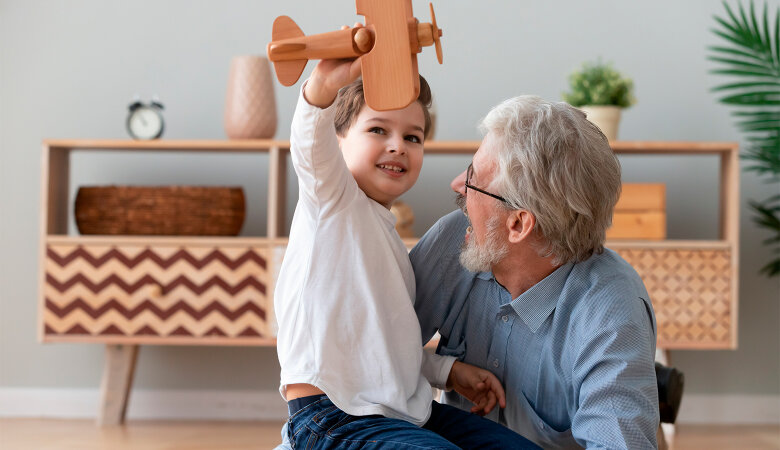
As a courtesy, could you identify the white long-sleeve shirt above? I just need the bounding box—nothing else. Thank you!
[274,88,454,426]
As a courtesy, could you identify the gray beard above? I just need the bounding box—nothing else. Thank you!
[459,214,508,273]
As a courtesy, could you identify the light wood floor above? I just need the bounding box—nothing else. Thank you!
[0,419,777,449]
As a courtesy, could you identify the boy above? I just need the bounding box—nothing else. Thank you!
[275,54,539,449]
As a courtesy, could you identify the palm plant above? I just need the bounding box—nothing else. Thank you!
[709,0,780,276]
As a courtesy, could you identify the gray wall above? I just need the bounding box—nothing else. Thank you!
[1,0,778,405]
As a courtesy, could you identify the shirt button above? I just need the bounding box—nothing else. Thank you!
[539,421,545,429]
[493,359,499,368]
[502,315,509,322]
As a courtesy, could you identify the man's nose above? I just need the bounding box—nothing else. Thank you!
[451,169,466,195]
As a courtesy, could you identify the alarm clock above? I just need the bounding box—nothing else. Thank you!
[127,98,165,140]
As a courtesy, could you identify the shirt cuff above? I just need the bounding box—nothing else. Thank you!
[421,351,456,390]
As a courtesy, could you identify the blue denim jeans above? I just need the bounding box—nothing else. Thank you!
[286,394,540,449]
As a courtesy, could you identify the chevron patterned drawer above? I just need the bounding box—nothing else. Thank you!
[41,239,273,345]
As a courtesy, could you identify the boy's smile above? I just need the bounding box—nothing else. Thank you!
[376,161,407,176]
[338,102,425,208]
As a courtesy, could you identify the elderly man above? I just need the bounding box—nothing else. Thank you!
[411,95,659,448]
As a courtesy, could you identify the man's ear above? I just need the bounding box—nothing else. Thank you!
[506,210,536,244]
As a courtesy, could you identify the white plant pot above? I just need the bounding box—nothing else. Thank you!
[580,105,622,142]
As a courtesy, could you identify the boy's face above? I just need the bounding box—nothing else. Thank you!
[338,101,425,208]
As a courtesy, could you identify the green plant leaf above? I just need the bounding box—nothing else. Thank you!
[709,45,770,61]
[775,5,779,64]
[740,2,755,39]
[734,115,780,126]
[712,29,757,51]
[748,197,780,276]
[710,1,780,278]
[718,91,780,104]
[713,80,780,92]
[736,121,780,132]
[708,56,778,73]
[562,60,635,107]
[750,1,766,49]
[713,16,750,44]
[733,110,780,117]
[761,3,776,67]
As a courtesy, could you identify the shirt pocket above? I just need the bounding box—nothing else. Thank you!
[510,390,580,450]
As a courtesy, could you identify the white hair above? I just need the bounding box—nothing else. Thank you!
[479,95,621,265]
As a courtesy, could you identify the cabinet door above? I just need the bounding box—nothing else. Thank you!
[616,246,734,349]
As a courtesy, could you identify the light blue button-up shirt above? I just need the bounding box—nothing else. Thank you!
[411,211,660,449]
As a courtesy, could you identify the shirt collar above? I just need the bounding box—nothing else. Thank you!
[475,271,494,281]
[507,262,575,333]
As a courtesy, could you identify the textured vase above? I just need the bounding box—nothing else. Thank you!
[580,105,622,141]
[224,56,277,139]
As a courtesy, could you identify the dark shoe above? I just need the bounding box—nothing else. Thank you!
[655,362,684,424]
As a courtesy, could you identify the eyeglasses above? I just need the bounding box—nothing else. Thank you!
[465,163,509,204]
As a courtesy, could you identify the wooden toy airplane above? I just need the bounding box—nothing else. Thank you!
[266,0,443,111]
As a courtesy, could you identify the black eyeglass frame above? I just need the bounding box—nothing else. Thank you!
[465,163,510,204]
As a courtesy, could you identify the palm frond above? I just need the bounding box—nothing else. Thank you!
[709,56,778,74]
[775,4,780,65]
[710,1,780,278]
[732,110,780,117]
[749,198,780,276]
[718,91,780,104]
[709,44,775,62]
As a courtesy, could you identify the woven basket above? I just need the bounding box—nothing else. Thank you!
[75,186,245,236]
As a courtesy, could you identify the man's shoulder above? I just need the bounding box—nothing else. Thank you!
[562,248,654,328]
[572,248,646,292]
[411,210,467,259]
[435,210,469,234]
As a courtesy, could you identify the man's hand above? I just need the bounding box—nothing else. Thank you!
[303,24,364,108]
[446,361,506,416]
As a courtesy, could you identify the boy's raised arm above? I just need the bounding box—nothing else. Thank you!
[303,23,364,108]
[289,52,363,210]
[304,57,362,109]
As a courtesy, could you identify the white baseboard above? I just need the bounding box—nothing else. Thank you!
[0,387,288,420]
[677,394,780,424]
[1,388,778,424]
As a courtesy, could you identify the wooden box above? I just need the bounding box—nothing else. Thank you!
[608,183,666,240]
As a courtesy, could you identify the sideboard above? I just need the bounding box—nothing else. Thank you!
[39,139,739,424]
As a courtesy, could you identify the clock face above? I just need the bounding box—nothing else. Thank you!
[127,106,163,140]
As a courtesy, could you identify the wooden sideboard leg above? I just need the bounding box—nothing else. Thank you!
[97,344,139,426]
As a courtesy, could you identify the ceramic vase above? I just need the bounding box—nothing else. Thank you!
[224,56,277,139]
[580,105,622,141]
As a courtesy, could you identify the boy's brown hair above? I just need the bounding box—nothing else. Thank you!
[333,75,433,139]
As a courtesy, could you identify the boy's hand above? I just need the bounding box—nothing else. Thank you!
[304,24,365,108]
[446,361,507,416]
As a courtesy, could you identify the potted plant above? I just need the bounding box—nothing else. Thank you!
[562,60,637,141]
[709,0,780,276]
